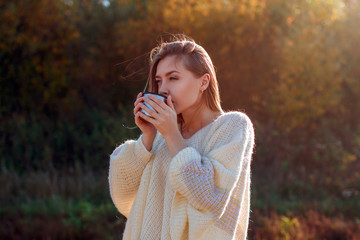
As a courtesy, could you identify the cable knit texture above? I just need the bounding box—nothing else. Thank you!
[108,111,255,240]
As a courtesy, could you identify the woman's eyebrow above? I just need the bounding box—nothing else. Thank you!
[155,70,180,78]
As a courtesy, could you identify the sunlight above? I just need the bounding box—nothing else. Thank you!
[101,0,110,7]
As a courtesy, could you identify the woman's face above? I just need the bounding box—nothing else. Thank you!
[155,55,203,115]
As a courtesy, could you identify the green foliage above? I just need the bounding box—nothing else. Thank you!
[1,194,126,239]
[0,108,139,172]
[0,166,127,238]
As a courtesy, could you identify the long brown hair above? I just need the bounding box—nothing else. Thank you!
[147,35,223,114]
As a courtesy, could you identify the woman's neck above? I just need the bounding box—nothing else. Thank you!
[179,105,222,139]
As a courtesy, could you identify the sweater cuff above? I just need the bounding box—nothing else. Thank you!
[169,147,201,192]
[134,134,153,165]
[171,146,200,167]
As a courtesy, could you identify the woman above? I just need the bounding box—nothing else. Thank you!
[108,35,255,240]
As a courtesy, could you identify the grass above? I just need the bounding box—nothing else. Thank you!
[0,164,126,239]
[0,165,359,239]
[248,209,360,240]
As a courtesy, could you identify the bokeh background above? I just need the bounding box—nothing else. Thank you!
[1,0,359,239]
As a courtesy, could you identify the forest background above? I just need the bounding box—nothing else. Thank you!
[1,0,359,239]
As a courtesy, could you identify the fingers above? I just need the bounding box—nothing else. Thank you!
[137,111,159,125]
[143,95,167,113]
[139,102,158,118]
[147,94,166,107]
[134,92,144,107]
[133,102,142,115]
[134,93,174,122]
[133,97,162,118]
[167,95,174,110]
[133,93,144,115]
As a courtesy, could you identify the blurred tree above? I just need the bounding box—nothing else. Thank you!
[0,0,77,118]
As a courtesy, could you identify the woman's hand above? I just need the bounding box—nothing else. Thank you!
[137,94,188,157]
[137,94,178,138]
[134,93,156,140]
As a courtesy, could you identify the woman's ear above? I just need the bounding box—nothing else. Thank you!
[200,73,210,92]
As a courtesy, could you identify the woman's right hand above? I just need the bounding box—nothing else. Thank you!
[133,92,157,150]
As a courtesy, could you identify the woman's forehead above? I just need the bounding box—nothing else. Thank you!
[156,55,186,74]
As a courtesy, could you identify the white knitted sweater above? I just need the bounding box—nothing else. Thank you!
[108,111,255,240]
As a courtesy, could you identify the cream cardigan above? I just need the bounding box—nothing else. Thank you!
[108,111,255,239]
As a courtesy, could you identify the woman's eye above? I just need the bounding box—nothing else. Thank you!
[169,76,178,80]
[155,80,161,85]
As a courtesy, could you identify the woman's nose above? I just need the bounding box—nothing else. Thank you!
[159,85,169,96]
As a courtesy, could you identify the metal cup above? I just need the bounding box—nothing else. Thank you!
[141,92,168,116]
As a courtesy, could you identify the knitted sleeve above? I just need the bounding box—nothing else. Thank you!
[168,113,255,237]
[108,134,154,218]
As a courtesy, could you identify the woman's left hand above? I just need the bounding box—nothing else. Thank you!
[138,94,179,138]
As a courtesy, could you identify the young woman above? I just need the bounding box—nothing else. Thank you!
[108,35,255,240]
